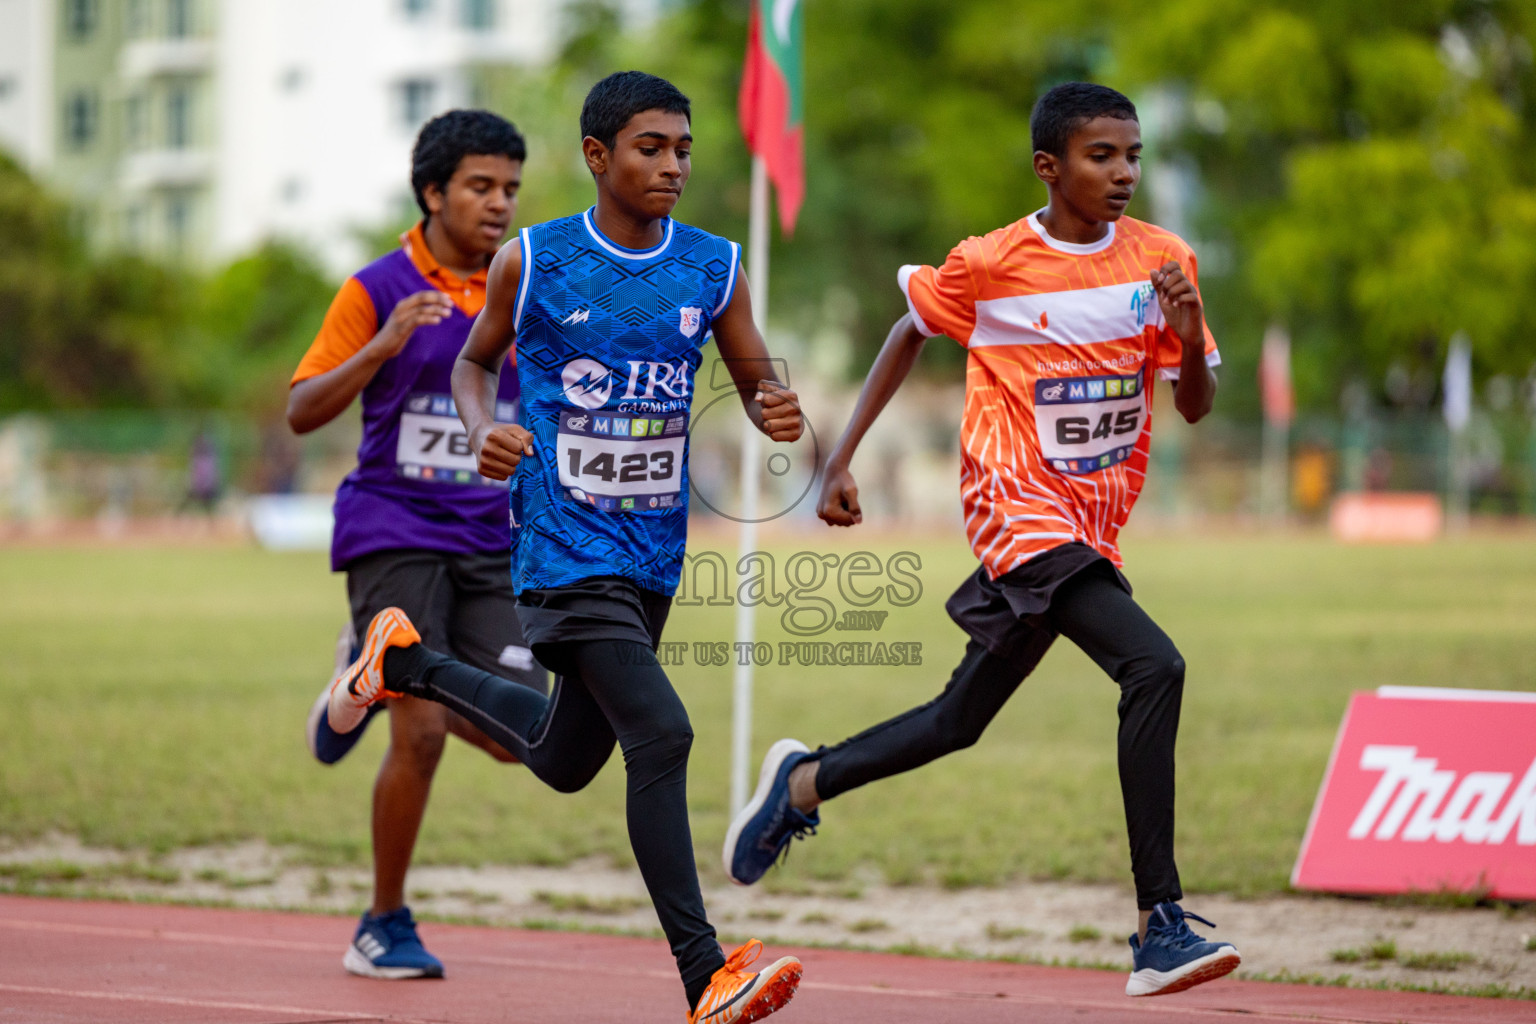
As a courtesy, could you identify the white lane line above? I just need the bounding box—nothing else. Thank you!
[0,982,404,1022]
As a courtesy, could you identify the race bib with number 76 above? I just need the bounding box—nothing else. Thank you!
[395,392,516,487]
[1033,372,1146,476]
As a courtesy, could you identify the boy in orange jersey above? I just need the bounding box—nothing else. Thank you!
[724,82,1241,998]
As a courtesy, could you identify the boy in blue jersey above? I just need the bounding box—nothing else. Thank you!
[324,73,805,1023]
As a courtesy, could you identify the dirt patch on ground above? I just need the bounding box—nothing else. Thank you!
[2,834,1532,998]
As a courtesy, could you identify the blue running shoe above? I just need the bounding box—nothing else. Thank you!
[343,906,444,979]
[304,623,382,765]
[1125,901,1241,996]
[723,739,820,886]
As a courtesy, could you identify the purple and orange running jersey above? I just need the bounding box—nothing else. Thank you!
[292,223,521,570]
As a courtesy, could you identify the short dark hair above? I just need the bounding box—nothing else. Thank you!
[411,109,526,218]
[580,71,690,151]
[1030,82,1138,157]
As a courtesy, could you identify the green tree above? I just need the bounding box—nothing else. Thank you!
[183,243,336,413]
[0,151,335,414]
[1107,0,1536,410]
[0,152,186,411]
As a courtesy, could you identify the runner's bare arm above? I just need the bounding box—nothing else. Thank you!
[287,290,454,434]
[816,314,929,527]
[1151,260,1217,423]
[711,270,804,444]
[452,242,534,480]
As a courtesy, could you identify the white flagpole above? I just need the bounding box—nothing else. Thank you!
[1259,324,1291,525]
[730,155,770,815]
[1444,332,1472,533]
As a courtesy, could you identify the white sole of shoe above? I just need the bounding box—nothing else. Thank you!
[328,610,408,734]
[722,738,809,885]
[342,944,439,980]
[326,669,366,735]
[1126,946,1241,996]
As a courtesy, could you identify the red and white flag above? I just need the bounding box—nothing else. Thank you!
[738,0,805,234]
[1260,324,1293,428]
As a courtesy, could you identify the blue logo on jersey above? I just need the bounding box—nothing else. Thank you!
[594,417,610,435]
[1068,383,1085,400]
[1131,283,1155,327]
[1087,380,1106,399]
[611,417,629,435]
[431,397,452,416]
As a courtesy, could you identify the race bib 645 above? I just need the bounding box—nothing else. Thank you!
[1034,373,1146,475]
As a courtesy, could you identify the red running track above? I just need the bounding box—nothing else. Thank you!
[0,895,1529,1024]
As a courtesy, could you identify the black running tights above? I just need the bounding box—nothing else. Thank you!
[811,567,1187,909]
[383,640,725,992]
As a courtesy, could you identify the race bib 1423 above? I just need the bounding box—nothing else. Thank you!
[1033,373,1146,475]
[557,406,687,512]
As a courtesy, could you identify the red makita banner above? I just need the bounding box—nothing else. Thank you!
[1293,687,1536,899]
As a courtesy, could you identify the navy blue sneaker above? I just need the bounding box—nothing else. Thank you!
[304,623,381,765]
[723,739,820,885]
[343,906,444,979]
[1126,902,1241,996]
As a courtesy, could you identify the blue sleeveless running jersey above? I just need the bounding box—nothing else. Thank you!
[509,208,741,595]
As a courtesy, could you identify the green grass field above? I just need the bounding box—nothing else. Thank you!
[3,531,1534,898]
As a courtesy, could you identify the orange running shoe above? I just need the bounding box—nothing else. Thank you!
[687,939,801,1023]
[326,607,420,733]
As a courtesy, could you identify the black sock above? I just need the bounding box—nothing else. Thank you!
[380,642,544,764]
[685,973,711,1012]
[382,643,432,694]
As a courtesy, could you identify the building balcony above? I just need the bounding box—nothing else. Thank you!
[120,39,215,80]
[120,148,213,190]
[456,32,527,63]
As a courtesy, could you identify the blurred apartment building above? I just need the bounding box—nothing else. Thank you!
[0,0,630,274]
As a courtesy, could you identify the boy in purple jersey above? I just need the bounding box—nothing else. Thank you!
[288,110,548,980]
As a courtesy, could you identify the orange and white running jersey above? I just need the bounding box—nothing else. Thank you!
[899,210,1219,576]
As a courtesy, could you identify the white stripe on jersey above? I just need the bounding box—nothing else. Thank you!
[581,208,674,261]
[713,241,742,316]
[1158,350,1224,380]
[512,227,534,334]
[1003,513,1077,526]
[897,265,939,337]
[969,280,1162,350]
